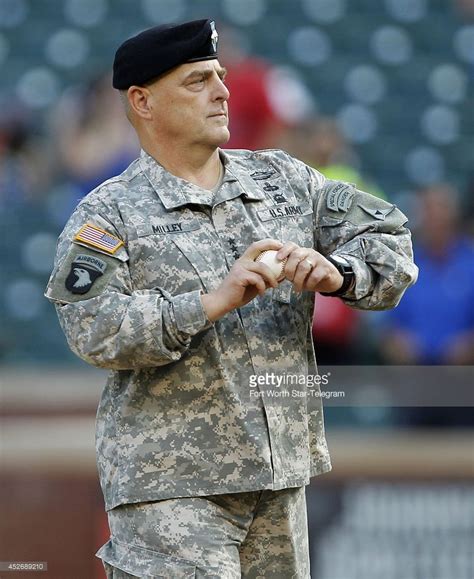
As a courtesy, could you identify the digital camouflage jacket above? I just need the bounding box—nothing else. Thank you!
[45,149,418,510]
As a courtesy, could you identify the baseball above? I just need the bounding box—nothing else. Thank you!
[255,250,287,282]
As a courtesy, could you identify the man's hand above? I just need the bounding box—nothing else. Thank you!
[201,239,283,321]
[276,242,344,293]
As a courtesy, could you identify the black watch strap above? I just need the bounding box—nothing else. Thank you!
[320,255,355,297]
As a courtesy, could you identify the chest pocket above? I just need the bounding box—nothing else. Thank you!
[129,218,225,294]
[255,200,314,307]
[257,202,314,247]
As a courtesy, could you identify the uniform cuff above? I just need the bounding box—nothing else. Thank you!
[335,254,375,301]
[170,289,213,336]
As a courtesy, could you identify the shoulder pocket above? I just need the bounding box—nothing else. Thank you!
[96,538,196,578]
[356,202,408,231]
[317,216,347,254]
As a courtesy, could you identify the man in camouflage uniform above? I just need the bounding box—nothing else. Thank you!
[45,19,418,578]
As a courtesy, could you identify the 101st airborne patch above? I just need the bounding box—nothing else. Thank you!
[65,253,107,294]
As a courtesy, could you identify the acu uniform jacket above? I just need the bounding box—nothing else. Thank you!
[45,148,418,511]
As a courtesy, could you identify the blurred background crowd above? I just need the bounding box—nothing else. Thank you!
[1,1,473,578]
[1,0,473,369]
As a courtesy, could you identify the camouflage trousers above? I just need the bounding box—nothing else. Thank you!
[96,486,310,578]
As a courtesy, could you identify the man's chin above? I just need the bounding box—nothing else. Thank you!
[220,128,231,145]
[212,127,231,147]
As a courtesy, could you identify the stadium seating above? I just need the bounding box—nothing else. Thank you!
[0,0,472,364]
[312,482,474,579]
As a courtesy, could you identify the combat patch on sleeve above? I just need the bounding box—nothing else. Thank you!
[325,181,355,213]
[74,223,124,254]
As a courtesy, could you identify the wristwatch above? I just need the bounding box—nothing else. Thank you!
[320,255,355,297]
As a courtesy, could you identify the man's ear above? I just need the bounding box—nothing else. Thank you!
[127,86,153,120]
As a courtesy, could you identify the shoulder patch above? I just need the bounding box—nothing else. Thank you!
[326,182,354,213]
[74,223,124,254]
[65,254,107,294]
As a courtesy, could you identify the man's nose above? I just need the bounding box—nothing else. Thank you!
[214,76,230,101]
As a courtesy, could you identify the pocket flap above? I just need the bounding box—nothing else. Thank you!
[96,539,196,578]
[273,279,293,303]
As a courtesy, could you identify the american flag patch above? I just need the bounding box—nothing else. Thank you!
[74,223,124,254]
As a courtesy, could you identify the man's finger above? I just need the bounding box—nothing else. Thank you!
[243,271,267,294]
[276,241,300,261]
[246,260,279,288]
[241,238,283,261]
[292,260,315,291]
[284,248,310,281]
[304,267,326,292]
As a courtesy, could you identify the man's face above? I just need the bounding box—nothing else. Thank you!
[146,60,230,148]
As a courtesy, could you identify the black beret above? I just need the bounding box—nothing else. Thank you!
[112,19,219,90]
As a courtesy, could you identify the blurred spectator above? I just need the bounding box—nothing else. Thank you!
[291,117,385,200]
[0,105,54,211]
[220,26,314,150]
[298,117,386,364]
[312,292,360,364]
[49,73,139,197]
[454,0,474,18]
[464,173,474,238]
[379,183,474,365]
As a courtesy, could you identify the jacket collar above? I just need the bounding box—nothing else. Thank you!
[139,149,265,210]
